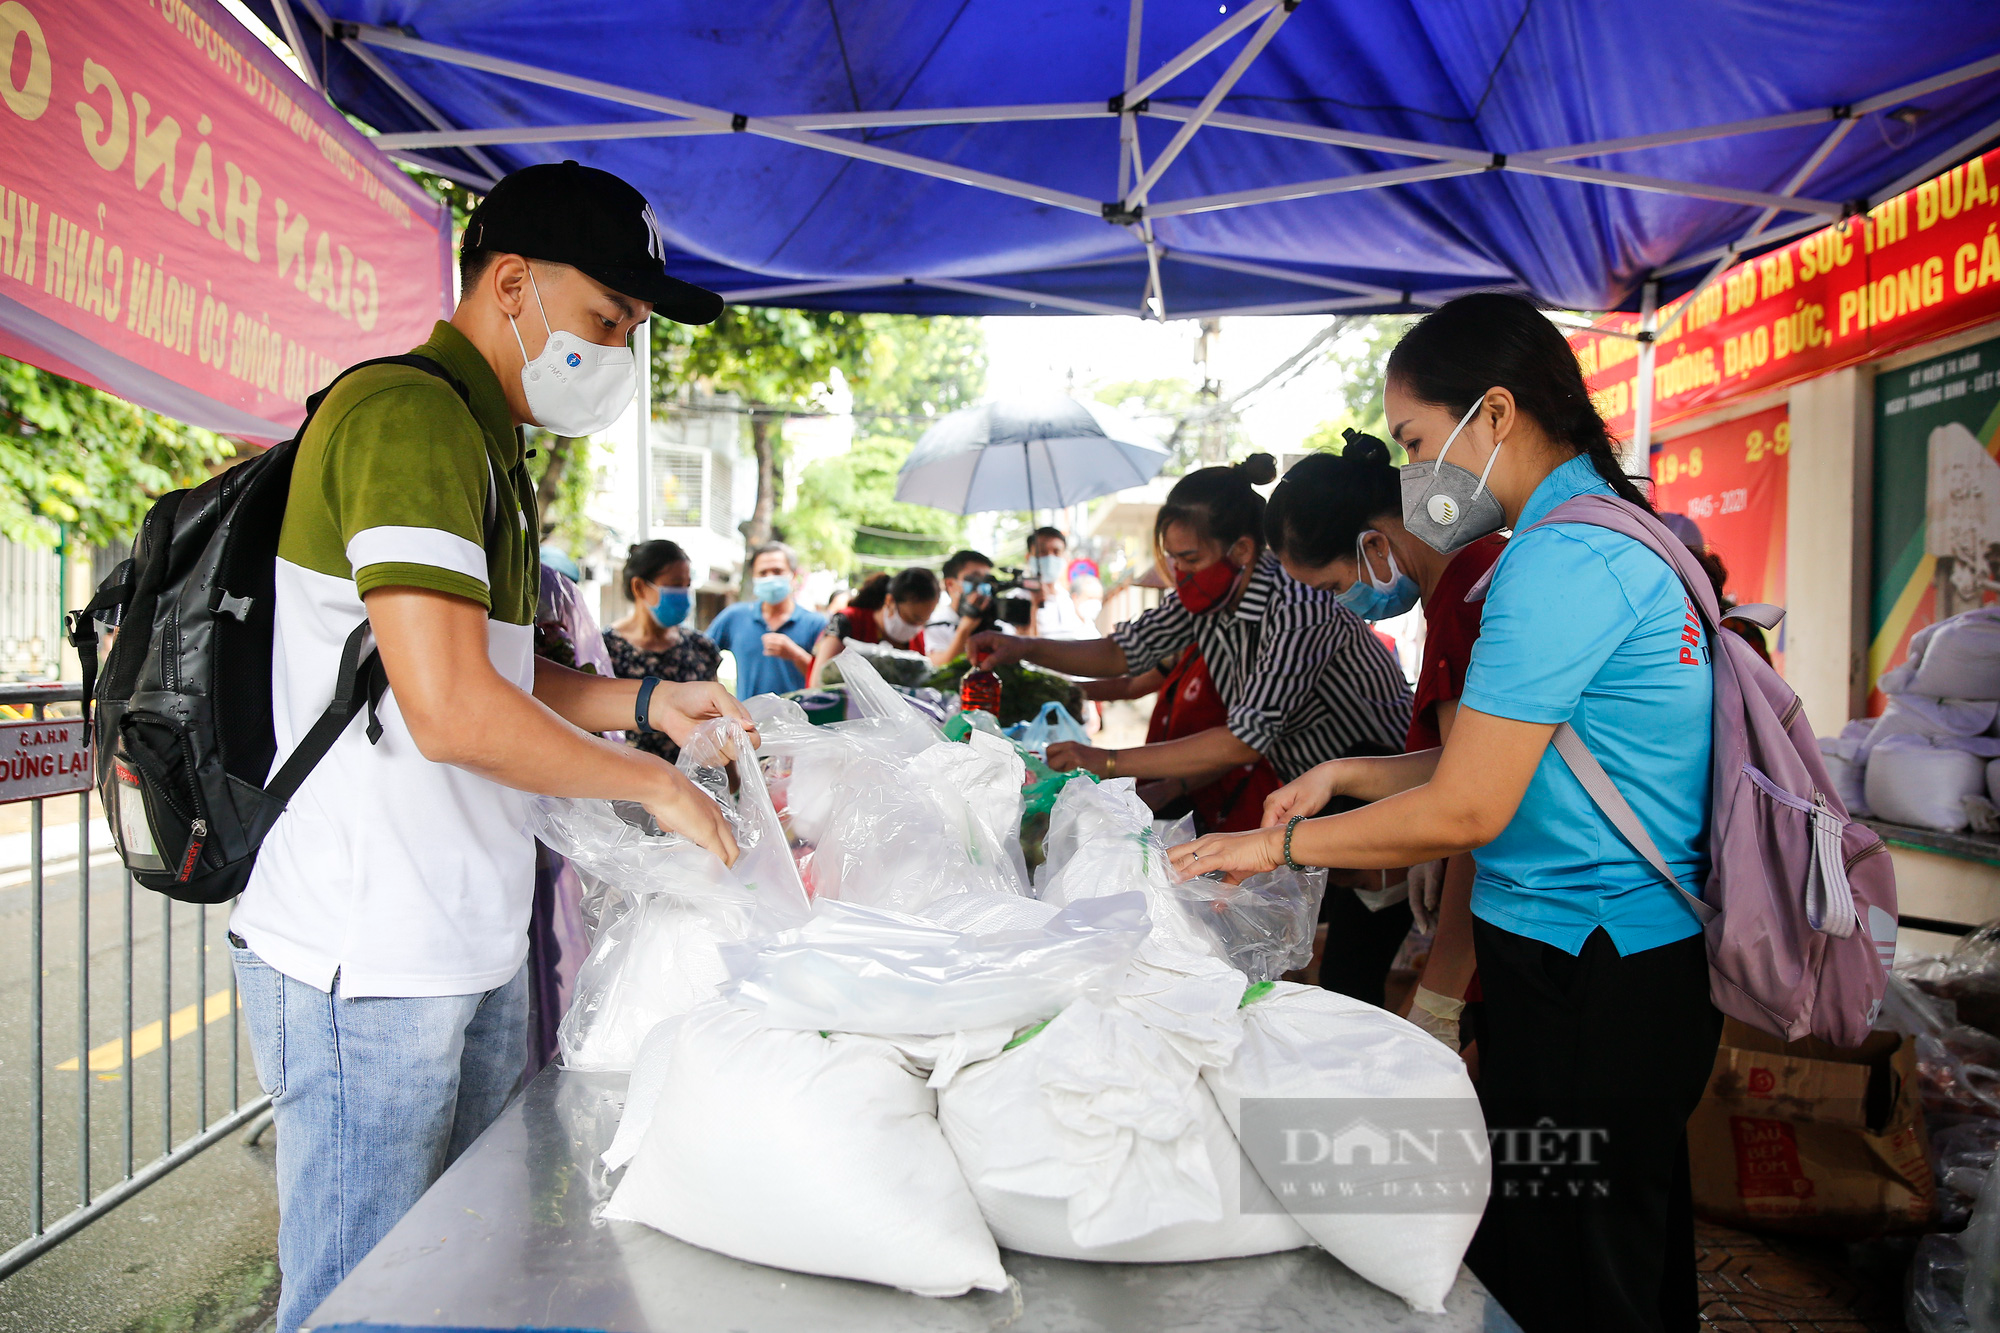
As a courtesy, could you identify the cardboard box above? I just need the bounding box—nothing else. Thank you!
[1688,1019,1934,1236]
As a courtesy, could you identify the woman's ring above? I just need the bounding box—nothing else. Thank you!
[1191,849,1201,859]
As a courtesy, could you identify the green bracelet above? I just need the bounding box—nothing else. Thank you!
[1283,815,1306,871]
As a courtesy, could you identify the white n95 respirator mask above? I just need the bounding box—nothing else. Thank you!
[509,269,637,437]
[1401,397,1506,554]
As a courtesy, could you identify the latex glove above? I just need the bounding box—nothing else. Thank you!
[1408,985,1465,1052]
[1407,858,1447,934]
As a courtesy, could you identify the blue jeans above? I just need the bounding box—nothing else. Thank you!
[230,942,528,1333]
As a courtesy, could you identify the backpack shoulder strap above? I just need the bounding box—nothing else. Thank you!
[1549,723,1717,924]
[1522,494,1723,925]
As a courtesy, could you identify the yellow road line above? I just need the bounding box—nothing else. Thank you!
[56,988,234,1072]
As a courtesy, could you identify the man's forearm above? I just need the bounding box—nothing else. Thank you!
[441,666,678,802]
[534,657,650,734]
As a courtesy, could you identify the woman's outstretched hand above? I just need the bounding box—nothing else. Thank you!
[1261,762,1341,828]
[1167,825,1284,885]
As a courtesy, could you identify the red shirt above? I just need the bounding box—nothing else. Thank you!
[1406,535,1507,752]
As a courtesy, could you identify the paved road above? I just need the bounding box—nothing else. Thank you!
[0,807,280,1332]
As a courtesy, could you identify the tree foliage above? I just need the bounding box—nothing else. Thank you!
[0,356,236,549]
[653,309,986,578]
[1304,317,1413,446]
[851,315,986,441]
[779,434,965,576]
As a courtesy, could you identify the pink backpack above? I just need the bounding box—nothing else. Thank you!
[1522,494,1898,1048]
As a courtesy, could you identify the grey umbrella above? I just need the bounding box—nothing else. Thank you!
[894,395,1169,515]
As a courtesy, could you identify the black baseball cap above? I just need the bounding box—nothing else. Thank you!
[464,161,724,325]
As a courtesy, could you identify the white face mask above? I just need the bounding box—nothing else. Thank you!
[881,606,918,645]
[508,269,638,437]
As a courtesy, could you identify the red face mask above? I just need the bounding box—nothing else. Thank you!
[1175,556,1241,615]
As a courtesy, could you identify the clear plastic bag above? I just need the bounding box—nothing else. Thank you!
[1040,779,1326,980]
[529,718,808,1070]
[831,646,941,756]
[720,891,1150,1036]
[1882,973,2000,1120]
[1171,864,1329,982]
[1907,1158,2000,1333]
[810,736,1030,911]
[1018,700,1088,754]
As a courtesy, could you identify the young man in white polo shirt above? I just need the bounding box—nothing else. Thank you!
[226,162,747,1332]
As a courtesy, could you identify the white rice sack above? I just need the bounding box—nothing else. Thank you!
[1866,739,1989,832]
[605,1002,1007,1298]
[559,892,745,1071]
[1819,741,1871,818]
[937,1001,1311,1261]
[601,1014,688,1171]
[1861,694,2000,762]
[1205,983,1487,1314]
[1906,607,2000,701]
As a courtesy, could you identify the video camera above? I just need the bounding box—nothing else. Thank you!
[959,567,1034,630]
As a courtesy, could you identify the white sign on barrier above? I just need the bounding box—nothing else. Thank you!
[0,719,91,803]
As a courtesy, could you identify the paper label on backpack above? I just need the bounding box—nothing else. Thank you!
[112,763,166,872]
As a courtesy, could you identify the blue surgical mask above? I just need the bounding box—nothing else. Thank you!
[752,576,792,606]
[649,587,691,627]
[1031,555,1065,586]
[1334,532,1421,622]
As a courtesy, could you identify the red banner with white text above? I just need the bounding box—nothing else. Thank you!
[1649,406,1791,668]
[0,0,450,442]
[1572,149,2000,439]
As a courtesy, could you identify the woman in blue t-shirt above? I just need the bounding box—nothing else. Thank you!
[1172,293,1720,1333]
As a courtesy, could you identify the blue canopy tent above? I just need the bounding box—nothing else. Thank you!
[241,0,2000,463]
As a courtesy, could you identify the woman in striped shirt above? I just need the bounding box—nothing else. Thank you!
[969,451,1411,825]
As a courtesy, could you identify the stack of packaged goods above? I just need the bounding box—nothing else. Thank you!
[1822,607,2000,833]
[550,649,1489,1312]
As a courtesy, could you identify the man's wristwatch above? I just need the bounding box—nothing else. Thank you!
[635,676,664,734]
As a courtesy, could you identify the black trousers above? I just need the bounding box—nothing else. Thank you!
[1464,920,1722,1333]
[1317,880,1414,1010]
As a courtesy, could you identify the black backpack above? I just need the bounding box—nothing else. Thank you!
[71,354,480,904]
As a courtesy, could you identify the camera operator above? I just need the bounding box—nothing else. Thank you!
[929,548,1007,666]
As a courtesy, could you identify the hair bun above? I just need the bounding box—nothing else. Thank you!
[1341,429,1392,467]
[1235,452,1278,485]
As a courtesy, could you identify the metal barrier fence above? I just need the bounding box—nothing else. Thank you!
[0,682,269,1281]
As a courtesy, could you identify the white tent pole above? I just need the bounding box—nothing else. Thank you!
[381,149,497,190]
[1141,103,1490,164]
[1853,51,2000,115]
[1119,0,1279,108]
[1161,250,1403,301]
[635,318,652,544]
[1654,116,1859,340]
[1516,109,1840,164]
[1126,1,1295,205]
[375,121,729,150]
[778,103,1101,129]
[269,0,322,93]
[917,277,1137,318]
[1171,294,1382,320]
[1149,162,1485,218]
[1630,281,1657,468]
[1654,213,1825,278]
[338,42,510,181]
[1863,111,2000,206]
[352,26,1102,216]
[1503,162,1842,216]
[1117,0,1143,201]
[713,278,900,302]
